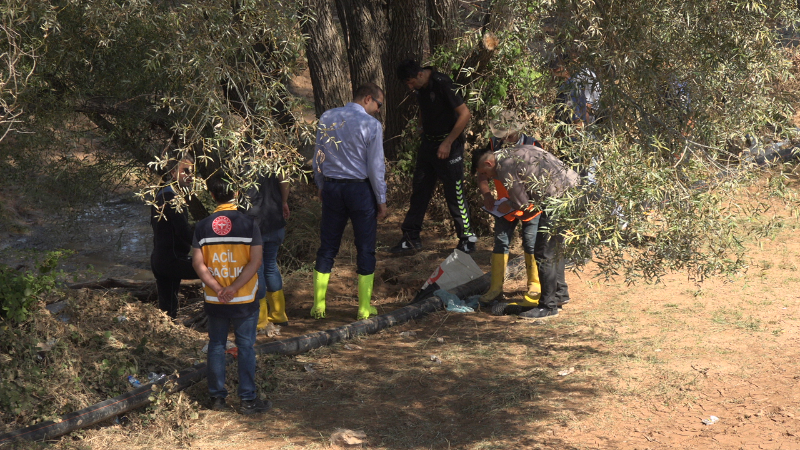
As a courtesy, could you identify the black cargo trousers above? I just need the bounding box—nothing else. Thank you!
[400,138,474,241]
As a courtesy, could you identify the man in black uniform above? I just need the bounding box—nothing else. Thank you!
[390,59,477,254]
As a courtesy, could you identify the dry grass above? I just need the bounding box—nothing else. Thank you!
[3,186,800,450]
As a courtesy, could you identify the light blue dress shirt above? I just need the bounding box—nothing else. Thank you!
[313,102,387,204]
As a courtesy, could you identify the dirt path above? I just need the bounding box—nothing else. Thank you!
[57,209,800,450]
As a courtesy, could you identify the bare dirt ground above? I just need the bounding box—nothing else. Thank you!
[28,197,800,450]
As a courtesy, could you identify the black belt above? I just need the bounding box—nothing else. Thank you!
[324,177,368,183]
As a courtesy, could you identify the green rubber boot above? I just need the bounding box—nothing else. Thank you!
[356,273,378,320]
[311,270,330,319]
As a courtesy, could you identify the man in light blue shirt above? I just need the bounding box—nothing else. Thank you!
[311,82,387,321]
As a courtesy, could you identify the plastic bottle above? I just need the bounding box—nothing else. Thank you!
[127,375,142,388]
[147,372,165,383]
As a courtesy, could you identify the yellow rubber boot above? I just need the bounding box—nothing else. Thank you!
[257,296,269,329]
[266,290,289,325]
[480,253,508,303]
[356,273,378,320]
[524,252,541,303]
[508,252,540,307]
[311,270,330,319]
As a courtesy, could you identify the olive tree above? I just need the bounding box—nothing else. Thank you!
[2,0,799,283]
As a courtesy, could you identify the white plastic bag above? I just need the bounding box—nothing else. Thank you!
[413,250,484,302]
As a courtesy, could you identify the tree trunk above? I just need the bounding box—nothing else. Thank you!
[382,0,427,160]
[300,0,351,118]
[427,0,459,52]
[335,0,388,92]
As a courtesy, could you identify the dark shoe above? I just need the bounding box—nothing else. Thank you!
[519,307,559,319]
[240,397,272,415]
[490,301,509,316]
[390,236,422,253]
[557,298,570,308]
[211,397,232,411]
[455,236,477,254]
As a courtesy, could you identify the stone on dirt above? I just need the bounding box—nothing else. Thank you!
[330,428,367,447]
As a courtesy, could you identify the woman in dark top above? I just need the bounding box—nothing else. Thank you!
[244,174,290,327]
[150,157,199,318]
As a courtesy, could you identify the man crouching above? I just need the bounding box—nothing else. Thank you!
[475,145,579,318]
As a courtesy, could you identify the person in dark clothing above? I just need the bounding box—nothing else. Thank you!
[192,174,270,415]
[150,157,199,319]
[243,173,290,329]
[390,59,477,254]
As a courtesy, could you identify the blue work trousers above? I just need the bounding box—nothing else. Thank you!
[315,180,377,275]
[206,310,259,401]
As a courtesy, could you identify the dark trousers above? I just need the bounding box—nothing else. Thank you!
[400,139,474,240]
[533,211,570,309]
[151,254,198,318]
[315,180,377,275]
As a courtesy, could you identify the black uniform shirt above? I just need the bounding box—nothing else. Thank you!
[242,175,286,235]
[151,187,193,268]
[416,68,464,143]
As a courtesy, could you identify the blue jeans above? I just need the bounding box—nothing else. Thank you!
[315,181,377,275]
[493,214,540,254]
[206,311,258,400]
[256,228,285,299]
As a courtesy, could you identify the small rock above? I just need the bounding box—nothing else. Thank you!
[701,415,719,425]
[45,301,68,315]
[400,331,417,338]
[330,428,367,447]
[304,364,315,373]
[263,322,281,337]
[436,337,444,343]
[429,355,442,364]
[558,367,575,376]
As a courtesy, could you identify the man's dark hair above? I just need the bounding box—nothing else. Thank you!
[353,82,384,102]
[162,151,195,180]
[396,59,422,81]
[206,172,235,203]
[548,53,570,70]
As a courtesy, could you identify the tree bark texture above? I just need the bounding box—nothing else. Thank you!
[426,0,459,53]
[335,0,388,93]
[383,0,427,160]
[301,0,351,118]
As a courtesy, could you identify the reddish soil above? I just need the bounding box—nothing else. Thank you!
[64,207,800,450]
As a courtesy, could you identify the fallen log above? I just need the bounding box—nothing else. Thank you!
[1,273,489,444]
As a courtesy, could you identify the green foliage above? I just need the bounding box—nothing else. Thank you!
[0,250,71,324]
[2,0,311,213]
[428,0,800,282]
[2,0,800,284]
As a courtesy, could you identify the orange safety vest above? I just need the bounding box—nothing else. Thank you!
[493,175,541,222]
[489,138,541,222]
